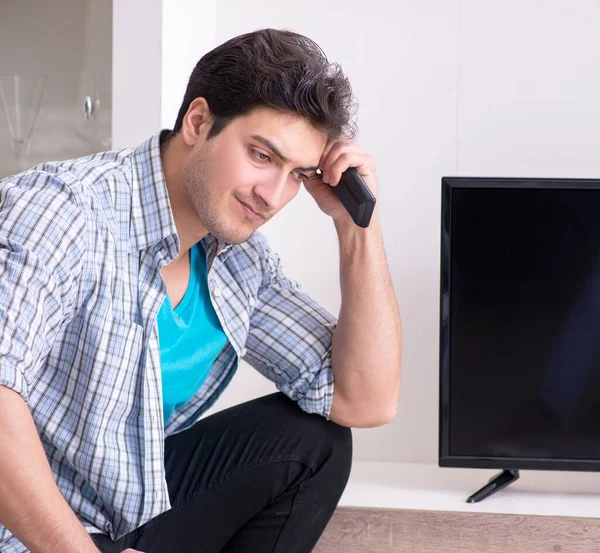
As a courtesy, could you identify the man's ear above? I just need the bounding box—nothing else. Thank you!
[180,97,214,147]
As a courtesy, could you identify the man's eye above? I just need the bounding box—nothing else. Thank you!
[292,171,309,182]
[252,150,270,162]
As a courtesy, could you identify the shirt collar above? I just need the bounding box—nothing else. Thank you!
[130,130,179,252]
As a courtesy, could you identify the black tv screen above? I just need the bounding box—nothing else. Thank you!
[440,177,600,472]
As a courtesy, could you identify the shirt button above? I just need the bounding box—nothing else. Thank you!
[241,348,248,357]
[213,286,222,298]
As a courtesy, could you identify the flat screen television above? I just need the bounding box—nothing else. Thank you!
[439,177,600,502]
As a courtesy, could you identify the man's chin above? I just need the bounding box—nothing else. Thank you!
[224,235,253,245]
[203,212,261,246]
[213,226,256,246]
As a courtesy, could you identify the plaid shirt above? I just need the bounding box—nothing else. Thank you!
[0,131,337,551]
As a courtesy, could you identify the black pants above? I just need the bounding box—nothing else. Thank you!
[91,393,352,553]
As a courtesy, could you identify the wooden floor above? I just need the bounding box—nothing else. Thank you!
[313,507,600,552]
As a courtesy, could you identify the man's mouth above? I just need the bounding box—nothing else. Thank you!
[237,198,265,221]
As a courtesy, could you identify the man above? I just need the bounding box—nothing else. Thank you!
[0,29,402,553]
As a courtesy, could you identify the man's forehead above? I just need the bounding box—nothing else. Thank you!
[238,107,328,151]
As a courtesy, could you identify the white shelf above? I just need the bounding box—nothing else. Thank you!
[340,461,600,519]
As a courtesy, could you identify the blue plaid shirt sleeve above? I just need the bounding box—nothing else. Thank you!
[0,173,85,401]
[243,239,337,419]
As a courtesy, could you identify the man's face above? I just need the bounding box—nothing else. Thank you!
[181,106,328,244]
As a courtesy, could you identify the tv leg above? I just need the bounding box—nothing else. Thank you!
[467,469,520,503]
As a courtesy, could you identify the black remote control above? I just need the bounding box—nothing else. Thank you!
[333,167,376,228]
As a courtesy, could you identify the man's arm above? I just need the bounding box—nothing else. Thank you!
[305,141,402,428]
[329,213,402,427]
[0,175,96,550]
[0,385,102,553]
[241,233,338,418]
[0,175,141,553]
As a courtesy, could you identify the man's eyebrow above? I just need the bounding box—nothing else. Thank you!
[251,135,320,172]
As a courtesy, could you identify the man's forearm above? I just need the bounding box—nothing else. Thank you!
[329,213,402,427]
[0,385,101,553]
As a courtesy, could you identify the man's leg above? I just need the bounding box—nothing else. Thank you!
[96,392,351,553]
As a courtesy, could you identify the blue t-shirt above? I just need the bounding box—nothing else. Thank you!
[157,243,228,425]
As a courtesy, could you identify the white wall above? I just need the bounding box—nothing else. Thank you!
[161,0,217,130]
[112,0,217,147]
[458,0,600,177]
[205,0,600,464]
[112,0,161,149]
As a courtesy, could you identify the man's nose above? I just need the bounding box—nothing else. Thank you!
[253,172,288,212]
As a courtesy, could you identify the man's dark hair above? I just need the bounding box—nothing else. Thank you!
[171,28,357,142]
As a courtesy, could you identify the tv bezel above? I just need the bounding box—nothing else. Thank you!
[439,176,600,472]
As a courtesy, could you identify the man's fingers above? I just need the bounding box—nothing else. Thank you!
[324,153,371,186]
[321,143,370,182]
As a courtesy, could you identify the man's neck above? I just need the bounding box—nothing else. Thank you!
[160,135,208,265]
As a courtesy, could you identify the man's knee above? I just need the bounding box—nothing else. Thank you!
[290,399,353,493]
[264,392,353,487]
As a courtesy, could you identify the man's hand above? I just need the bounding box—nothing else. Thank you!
[303,141,378,223]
